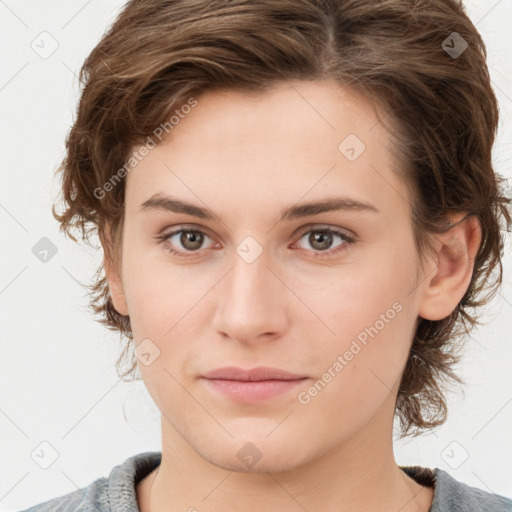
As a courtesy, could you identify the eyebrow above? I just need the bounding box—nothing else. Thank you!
[139,193,379,222]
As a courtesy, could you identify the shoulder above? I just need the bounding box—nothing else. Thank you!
[431,468,512,512]
[18,451,162,512]
[400,465,512,512]
[17,477,108,512]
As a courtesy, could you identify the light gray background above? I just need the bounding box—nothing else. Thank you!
[1,1,511,510]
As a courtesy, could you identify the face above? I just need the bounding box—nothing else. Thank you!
[108,80,430,473]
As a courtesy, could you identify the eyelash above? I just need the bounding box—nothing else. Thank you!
[156,225,356,260]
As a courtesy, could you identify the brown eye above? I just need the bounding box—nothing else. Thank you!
[158,228,215,258]
[307,230,334,251]
[177,230,205,251]
[295,227,355,256]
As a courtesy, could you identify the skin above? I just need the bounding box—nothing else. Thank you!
[104,80,482,512]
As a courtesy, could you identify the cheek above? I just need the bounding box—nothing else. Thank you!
[121,249,215,380]
[121,244,195,334]
[294,251,416,391]
[295,295,413,437]
[298,261,409,343]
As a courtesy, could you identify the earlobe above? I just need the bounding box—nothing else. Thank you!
[104,253,129,316]
[102,225,129,317]
[418,214,482,321]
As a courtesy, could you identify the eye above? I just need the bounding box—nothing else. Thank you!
[293,227,355,256]
[156,228,217,258]
[156,225,356,260]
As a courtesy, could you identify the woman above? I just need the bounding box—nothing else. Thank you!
[22,0,512,510]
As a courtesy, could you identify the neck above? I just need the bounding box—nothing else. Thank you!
[140,401,433,512]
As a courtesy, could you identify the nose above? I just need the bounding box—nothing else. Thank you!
[211,244,290,345]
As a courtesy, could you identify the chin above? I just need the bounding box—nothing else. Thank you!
[192,433,313,474]
[205,450,307,474]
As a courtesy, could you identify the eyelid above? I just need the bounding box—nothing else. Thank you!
[159,222,356,239]
[293,223,356,239]
[157,223,217,241]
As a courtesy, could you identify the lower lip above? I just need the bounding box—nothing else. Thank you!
[201,378,308,402]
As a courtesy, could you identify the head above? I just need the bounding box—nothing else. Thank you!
[53,0,510,466]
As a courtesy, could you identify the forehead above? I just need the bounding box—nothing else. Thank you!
[124,80,410,225]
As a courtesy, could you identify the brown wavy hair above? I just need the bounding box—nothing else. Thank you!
[52,0,511,437]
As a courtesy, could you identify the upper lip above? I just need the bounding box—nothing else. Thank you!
[202,366,307,381]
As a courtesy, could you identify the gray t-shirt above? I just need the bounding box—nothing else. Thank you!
[19,451,512,511]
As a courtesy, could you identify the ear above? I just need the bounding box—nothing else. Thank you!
[418,213,482,321]
[102,222,129,317]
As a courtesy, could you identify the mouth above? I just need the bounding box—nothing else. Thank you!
[200,366,308,403]
[202,365,307,381]
[200,377,308,402]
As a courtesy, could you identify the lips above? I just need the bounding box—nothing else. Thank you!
[202,366,307,382]
[201,366,308,402]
